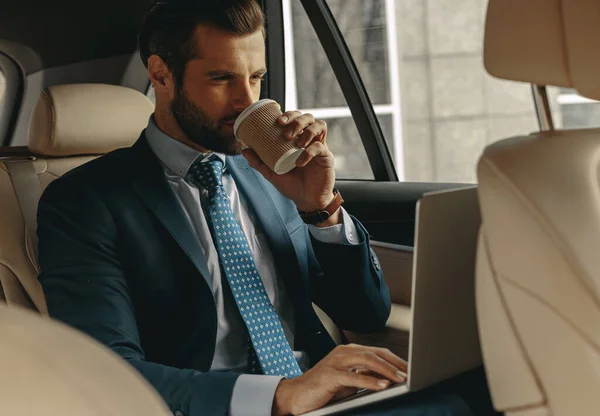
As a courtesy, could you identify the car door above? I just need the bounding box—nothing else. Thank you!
[256,0,476,356]
[257,0,551,356]
[261,0,477,250]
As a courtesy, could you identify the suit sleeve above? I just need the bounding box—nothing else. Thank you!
[37,176,239,416]
[308,213,391,334]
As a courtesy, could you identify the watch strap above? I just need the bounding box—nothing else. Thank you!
[298,188,344,225]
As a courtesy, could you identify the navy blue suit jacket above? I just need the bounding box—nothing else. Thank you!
[37,134,391,415]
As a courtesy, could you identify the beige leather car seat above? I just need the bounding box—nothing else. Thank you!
[0,302,170,415]
[0,84,153,313]
[476,1,600,415]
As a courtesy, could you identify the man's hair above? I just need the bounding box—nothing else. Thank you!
[138,0,265,85]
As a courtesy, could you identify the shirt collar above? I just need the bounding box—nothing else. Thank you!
[145,115,227,178]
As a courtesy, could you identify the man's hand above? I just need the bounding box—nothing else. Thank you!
[242,110,336,215]
[271,344,408,416]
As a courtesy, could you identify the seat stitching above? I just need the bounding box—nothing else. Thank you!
[43,171,60,179]
[480,157,600,312]
[500,273,600,376]
[23,222,40,275]
[42,90,56,153]
[481,232,547,408]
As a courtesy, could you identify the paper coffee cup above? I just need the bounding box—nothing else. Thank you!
[233,99,304,175]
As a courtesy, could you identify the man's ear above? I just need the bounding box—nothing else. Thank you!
[147,55,175,99]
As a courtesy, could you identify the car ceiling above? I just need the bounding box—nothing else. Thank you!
[0,0,155,73]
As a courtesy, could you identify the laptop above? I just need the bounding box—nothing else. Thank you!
[303,186,482,416]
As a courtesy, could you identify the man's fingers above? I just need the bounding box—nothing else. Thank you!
[281,113,315,139]
[372,348,408,374]
[295,141,331,168]
[336,351,406,384]
[295,120,327,148]
[336,370,391,392]
[357,346,408,373]
[278,110,302,125]
[341,344,408,373]
[242,148,274,181]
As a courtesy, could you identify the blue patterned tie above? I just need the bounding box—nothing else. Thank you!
[190,158,303,378]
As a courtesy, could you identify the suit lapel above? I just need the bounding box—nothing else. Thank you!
[227,156,322,351]
[129,136,211,280]
[127,139,303,298]
[227,156,303,283]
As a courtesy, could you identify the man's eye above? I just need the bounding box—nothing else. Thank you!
[252,75,265,81]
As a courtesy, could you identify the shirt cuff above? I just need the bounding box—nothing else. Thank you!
[307,207,359,245]
[229,374,283,416]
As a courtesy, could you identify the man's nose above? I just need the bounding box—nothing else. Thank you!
[232,82,256,111]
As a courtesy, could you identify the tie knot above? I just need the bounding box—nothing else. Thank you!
[190,158,225,192]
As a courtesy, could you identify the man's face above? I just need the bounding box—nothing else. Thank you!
[171,25,266,155]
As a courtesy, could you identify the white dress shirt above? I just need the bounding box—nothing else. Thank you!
[145,117,358,415]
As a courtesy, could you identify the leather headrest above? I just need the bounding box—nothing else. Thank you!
[484,0,600,100]
[28,84,153,156]
[484,0,572,88]
[562,0,600,100]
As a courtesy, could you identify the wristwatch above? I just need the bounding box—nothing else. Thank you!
[298,188,344,225]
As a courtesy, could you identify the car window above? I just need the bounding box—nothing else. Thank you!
[547,87,600,129]
[323,0,540,183]
[286,0,375,180]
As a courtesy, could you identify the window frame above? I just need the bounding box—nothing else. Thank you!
[533,86,600,131]
[0,53,24,147]
[261,0,286,106]
[293,0,398,181]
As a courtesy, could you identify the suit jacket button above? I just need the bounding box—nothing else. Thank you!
[374,259,381,270]
[174,411,184,416]
[370,249,381,270]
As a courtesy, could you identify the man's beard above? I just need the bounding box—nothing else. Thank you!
[171,86,244,155]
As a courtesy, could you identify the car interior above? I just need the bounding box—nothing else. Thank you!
[0,0,597,414]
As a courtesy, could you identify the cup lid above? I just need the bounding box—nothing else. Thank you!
[233,99,280,138]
